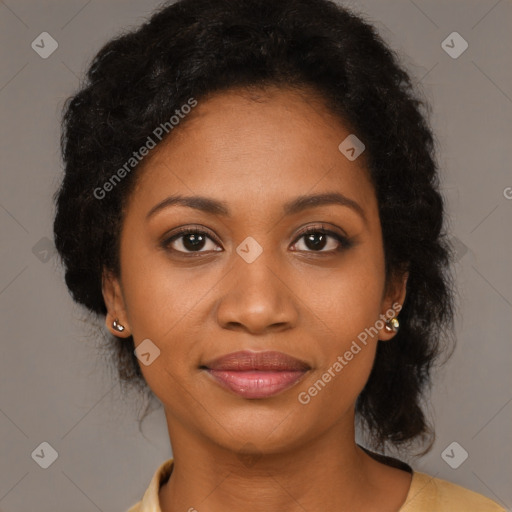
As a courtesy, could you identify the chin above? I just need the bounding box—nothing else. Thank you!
[202,404,312,455]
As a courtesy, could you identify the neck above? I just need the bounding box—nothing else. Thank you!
[158,413,409,512]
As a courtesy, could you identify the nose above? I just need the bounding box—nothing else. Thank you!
[215,253,299,335]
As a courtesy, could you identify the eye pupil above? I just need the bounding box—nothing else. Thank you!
[183,233,206,251]
[305,232,327,251]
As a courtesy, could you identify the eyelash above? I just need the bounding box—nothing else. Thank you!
[161,224,352,257]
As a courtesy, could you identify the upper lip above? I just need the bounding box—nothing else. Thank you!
[202,350,311,371]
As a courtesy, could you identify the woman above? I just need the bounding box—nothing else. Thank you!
[52,0,506,510]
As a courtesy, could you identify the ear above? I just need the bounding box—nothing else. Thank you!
[378,268,409,342]
[101,267,131,338]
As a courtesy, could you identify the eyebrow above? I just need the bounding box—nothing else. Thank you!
[146,192,367,223]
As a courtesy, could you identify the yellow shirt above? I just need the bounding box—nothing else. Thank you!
[126,458,506,511]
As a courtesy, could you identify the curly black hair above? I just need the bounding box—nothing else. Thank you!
[53,0,455,454]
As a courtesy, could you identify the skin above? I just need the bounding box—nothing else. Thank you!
[102,86,411,511]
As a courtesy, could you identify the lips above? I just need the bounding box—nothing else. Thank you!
[202,350,310,399]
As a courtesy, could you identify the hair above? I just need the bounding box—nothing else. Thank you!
[53,0,455,454]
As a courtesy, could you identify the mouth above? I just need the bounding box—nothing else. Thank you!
[201,350,311,399]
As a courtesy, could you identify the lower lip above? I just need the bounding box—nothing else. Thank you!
[206,370,307,399]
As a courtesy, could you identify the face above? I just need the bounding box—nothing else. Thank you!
[102,86,407,455]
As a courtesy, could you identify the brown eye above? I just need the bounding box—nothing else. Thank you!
[291,226,351,253]
[163,228,222,254]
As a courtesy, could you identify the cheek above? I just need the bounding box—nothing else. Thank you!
[294,344,377,430]
[292,251,385,411]
[299,249,386,342]
[295,265,384,416]
[118,256,204,405]
[117,238,232,399]
[119,236,211,340]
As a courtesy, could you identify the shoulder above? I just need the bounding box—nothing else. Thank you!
[401,471,507,512]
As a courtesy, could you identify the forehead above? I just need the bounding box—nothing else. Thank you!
[128,86,377,220]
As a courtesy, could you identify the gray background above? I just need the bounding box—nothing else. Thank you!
[0,0,511,511]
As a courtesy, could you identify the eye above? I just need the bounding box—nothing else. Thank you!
[290,225,350,253]
[162,227,222,255]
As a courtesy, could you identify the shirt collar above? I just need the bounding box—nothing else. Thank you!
[137,458,174,511]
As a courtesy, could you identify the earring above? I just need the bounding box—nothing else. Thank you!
[112,319,125,332]
[384,317,399,333]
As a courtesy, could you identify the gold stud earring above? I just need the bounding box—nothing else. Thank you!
[384,317,399,333]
